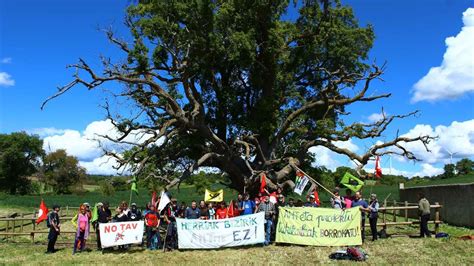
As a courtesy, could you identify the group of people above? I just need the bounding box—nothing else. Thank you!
[45,187,433,254]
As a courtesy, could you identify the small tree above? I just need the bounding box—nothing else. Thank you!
[42,149,86,194]
[455,158,473,176]
[0,132,44,194]
[442,164,456,179]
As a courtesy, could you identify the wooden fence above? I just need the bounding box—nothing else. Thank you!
[0,202,442,244]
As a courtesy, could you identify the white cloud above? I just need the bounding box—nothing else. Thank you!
[28,127,67,138]
[411,8,474,102]
[400,119,474,164]
[1,57,12,64]
[413,163,443,177]
[367,112,386,123]
[310,139,359,170]
[41,119,159,174]
[0,72,15,87]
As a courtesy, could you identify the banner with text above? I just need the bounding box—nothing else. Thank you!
[99,221,144,248]
[177,212,265,249]
[276,207,362,246]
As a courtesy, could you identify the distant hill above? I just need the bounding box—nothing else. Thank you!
[405,174,473,187]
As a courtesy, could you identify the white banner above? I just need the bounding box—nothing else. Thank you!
[99,221,144,248]
[176,212,265,249]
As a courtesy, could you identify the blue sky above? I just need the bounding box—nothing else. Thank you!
[0,0,473,176]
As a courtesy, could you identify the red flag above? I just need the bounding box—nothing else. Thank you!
[36,200,48,224]
[260,173,267,193]
[375,156,382,178]
[151,191,157,208]
[313,190,321,206]
[227,200,235,217]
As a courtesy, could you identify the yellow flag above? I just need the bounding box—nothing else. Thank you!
[204,189,224,202]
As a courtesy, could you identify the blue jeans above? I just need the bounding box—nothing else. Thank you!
[264,219,273,245]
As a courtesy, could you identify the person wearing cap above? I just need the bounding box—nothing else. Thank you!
[46,205,61,254]
[368,194,379,241]
[330,187,345,209]
[128,203,142,221]
[96,201,111,250]
[304,194,318,207]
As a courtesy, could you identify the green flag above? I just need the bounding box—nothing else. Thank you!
[131,177,139,195]
[340,172,364,193]
[91,203,99,223]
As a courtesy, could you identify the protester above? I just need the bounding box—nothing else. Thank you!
[330,188,345,209]
[345,189,353,208]
[128,203,142,221]
[304,194,318,207]
[288,198,295,207]
[96,201,111,250]
[418,192,431,238]
[240,193,256,215]
[198,200,209,220]
[227,200,240,218]
[84,202,92,219]
[73,204,90,254]
[178,202,187,218]
[144,205,160,250]
[237,193,243,207]
[185,201,200,219]
[368,194,379,241]
[216,201,228,219]
[162,199,179,250]
[46,205,61,254]
[352,191,369,242]
[256,195,275,246]
[208,202,216,219]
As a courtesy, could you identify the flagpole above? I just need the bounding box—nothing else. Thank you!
[129,188,133,207]
[292,165,337,198]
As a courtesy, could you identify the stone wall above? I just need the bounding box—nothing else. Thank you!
[399,183,474,228]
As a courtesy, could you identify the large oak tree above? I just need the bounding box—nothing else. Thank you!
[43,0,433,193]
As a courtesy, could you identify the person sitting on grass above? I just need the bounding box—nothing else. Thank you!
[72,204,90,255]
[46,205,61,254]
[144,205,160,250]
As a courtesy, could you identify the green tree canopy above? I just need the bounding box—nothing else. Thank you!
[41,149,86,194]
[443,163,456,179]
[455,158,473,176]
[43,0,433,194]
[0,132,44,194]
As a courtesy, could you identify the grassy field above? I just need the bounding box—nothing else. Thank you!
[405,174,473,187]
[0,235,473,265]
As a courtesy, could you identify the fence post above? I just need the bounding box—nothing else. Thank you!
[31,211,36,243]
[21,213,25,233]
[382,199,387,230]
[392,200,397,222]
[5,220,9,240]
[12,219,15,239]
[66,206,69,217]
[434,202,440,234]
[404,201,408,222]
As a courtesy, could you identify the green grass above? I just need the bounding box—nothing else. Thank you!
[406,174,473,187]
[0,237,473,265]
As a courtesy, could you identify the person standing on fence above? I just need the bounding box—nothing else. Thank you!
[352,191,369,242]
[256,195,275,246]
[96,202,111,250]
[73,204,90,255]
[418,192,431,238]
[368,194,379,241]
[46,205,61,254]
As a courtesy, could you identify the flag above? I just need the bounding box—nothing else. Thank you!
[313,190,321,206]
[36,199,48,224]
[157,191,171,212]
[151,191,157,208]
[340,172,365,193]
[294,171,310,195]
[131,177,138,195]
[91,203,99,224]
[204,189,224,202]
[227,200,235,217]
[260,173,267,193]
[375,156,382,178]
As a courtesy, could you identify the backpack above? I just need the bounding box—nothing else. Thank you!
[346,247,368,261]
[46,212,51,228]
[435,232,449,238]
